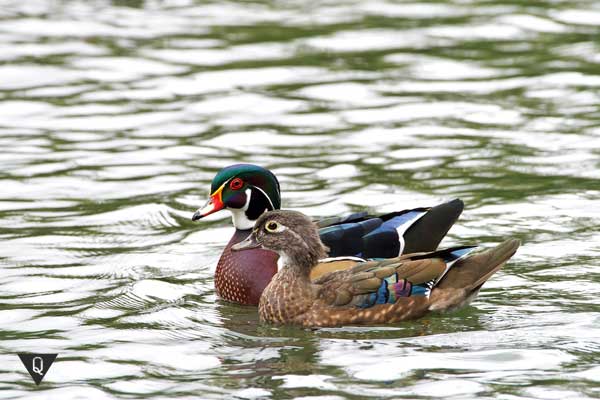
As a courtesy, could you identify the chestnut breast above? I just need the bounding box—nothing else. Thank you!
[214,229,279,305]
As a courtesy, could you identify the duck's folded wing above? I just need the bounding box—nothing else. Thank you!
[316,199,464,259]
[310,257,366,281]
[316,246,477,308]
[315,258,443,307]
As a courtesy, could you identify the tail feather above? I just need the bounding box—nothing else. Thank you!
[402,198,464,253]
[429,238,520,312]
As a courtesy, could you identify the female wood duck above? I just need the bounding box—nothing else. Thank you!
[192,164,465,306]
[232,210,520,327]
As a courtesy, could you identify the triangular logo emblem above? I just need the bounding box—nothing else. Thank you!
[18,353,57,385]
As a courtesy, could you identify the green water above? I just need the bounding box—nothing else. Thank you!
[1,0,599,399]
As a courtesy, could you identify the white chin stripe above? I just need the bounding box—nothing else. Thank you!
[230,188,255,230]
[230,209,255,230]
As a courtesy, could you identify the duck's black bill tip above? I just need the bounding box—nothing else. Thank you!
[191,211,202,221]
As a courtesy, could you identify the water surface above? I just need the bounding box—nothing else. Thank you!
[1,0,599,399]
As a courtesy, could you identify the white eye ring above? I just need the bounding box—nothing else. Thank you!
[265,221,285,233]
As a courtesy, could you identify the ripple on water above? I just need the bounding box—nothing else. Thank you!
[319,340,575,381]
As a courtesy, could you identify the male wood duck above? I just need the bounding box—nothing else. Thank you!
[192,164,465,306]
[232,210,520,327]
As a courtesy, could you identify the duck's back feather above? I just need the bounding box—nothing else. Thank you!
[317,199,464,259]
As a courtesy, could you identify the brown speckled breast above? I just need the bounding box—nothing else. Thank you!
[215,229,279,305]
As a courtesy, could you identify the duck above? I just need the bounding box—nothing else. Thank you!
[192,164,465,306]
[232,210,520,327]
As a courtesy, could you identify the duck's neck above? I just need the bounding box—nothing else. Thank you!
[277,254,313,283]
[230,209,256,230]
[260,262,314,323]
[230,187,277,230]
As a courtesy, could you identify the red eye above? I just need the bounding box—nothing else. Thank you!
[229,178,243,190]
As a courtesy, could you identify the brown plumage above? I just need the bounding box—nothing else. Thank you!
[232,210,520,328]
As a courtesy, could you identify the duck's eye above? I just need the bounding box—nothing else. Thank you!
[229,178,243,190]
[265,221,281,233]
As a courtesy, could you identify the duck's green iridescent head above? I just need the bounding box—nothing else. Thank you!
[192,164,281,230]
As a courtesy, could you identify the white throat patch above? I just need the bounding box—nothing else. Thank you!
[230,189,253,230]
[276,253,291,271]
[230,188,264,230]
[230,209,255,230]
